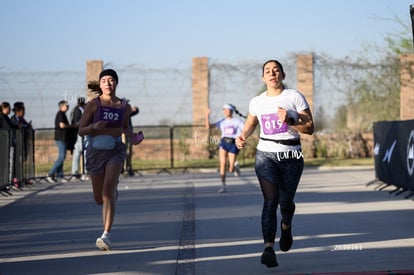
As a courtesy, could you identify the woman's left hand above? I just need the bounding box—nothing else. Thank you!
[235,136,246,149]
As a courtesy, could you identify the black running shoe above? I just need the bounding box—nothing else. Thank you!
[279,222,293,252]
[261,247,278,268]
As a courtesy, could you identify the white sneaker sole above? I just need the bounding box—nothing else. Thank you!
[96,238,111,251]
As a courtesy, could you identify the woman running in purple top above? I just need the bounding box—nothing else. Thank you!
[78,69,143,251]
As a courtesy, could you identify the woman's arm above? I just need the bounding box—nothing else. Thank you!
[205,109,213,129]
[290,108,314,135]
[235,113,258,148]
[78,101,96,137]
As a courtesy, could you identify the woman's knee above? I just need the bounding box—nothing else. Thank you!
[263,198,278,210]
[94,194,103,205]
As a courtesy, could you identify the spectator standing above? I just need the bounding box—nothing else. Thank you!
[124,104,139,177]
[0,102,15,189]
[70,97,89,180]
[46,100,71,183]
[10,102,33,188]
[0,102,13,129]
[10,102,32,129]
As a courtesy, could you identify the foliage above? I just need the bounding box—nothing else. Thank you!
[316,16,413,133]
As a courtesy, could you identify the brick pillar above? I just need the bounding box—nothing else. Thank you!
[400,54,414,120]
[192,57,209,125]
[191,57,210,159]
[296,54,315,157]
[296,54,314,112]
[86,60,103,101]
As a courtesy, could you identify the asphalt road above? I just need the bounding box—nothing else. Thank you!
[1,167,413,275]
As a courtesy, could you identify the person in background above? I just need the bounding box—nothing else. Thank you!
[0,102,15,189]
[0,102,13,129]
[205,104,245,193]
[10,102,32,129]
[46,100,71,183]
[236,59,314,268]
[10,102,33,188]
[124,104,139,177]
[70,97,89,181]
[78,69,143,251]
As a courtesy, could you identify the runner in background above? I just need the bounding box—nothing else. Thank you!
[206,104,245,193]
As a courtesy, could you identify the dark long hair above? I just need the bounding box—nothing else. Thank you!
[262,59,285,77]
[228,104,246,119]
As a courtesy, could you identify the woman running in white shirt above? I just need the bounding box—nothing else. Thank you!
[236,60,314,268]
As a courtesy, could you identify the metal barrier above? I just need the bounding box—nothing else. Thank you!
[0,128,35,194]
[0,125,258,189]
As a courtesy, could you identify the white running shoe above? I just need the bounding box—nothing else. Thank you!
[46,176,56,184]
[96,233,111,251]
[218,186,227,193]
[234,162,240,177]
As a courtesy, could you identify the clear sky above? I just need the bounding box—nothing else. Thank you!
[1,0,412,71]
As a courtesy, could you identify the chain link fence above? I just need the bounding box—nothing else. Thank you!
[1,56,315,129]
[2,53,394,186]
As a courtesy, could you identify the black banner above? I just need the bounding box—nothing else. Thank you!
[373,120,414,191]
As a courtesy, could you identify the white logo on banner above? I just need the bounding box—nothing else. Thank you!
[407,130,414,176]
[382,140,396,164]
[373,143,380,156]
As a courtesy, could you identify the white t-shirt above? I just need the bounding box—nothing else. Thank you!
[249,89,310,152]
[215,117,244,139]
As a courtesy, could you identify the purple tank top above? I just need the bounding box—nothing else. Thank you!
[91,98,126,128]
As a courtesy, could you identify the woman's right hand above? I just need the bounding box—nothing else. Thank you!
[92,120,108,130]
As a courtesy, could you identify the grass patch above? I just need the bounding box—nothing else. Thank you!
[304,157,374,167]
[34,157,374,176]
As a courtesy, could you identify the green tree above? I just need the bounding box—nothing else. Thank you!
[333,16,412,132]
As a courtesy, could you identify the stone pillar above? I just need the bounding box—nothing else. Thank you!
[86,60,103,101]
[296,54,314,112]
[296,54,315,157]
[192,57,209,125]
[400,54,414,120]
[191,57,210,159]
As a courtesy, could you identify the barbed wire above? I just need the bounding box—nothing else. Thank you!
[0,54,391,129]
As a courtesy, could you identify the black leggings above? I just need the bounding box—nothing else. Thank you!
[255,150,304,244]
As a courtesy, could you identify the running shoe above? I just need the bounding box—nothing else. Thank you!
[261,246,278,267]
[80,174,90,181]
[218,186,227,193]
[46,176,56,184]
[58,177,68,183]
[279,222,293,252]
[96,233,111,251]
[234,162,240,177]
